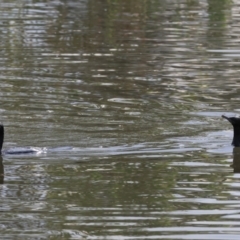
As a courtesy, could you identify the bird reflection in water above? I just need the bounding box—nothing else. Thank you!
[232,147,240,173]
[0,156,4,184]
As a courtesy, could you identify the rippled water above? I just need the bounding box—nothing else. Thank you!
[1,0,240,239]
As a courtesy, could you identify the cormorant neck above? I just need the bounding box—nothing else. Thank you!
[232,126,240,147]
[222,115,240,147]
[0,125,4,154]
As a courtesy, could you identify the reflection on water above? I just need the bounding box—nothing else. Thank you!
[232,147,240,173]
[0,0,240,239]
[0,156,4,184]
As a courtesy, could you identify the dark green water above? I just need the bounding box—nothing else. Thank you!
[0,0,239,239]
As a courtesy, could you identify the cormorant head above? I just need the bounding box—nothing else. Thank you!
[222,115,240,147]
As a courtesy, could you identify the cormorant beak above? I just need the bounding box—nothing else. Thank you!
[222,115,232,124]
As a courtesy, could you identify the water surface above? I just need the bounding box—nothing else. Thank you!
[0,0,240,239]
